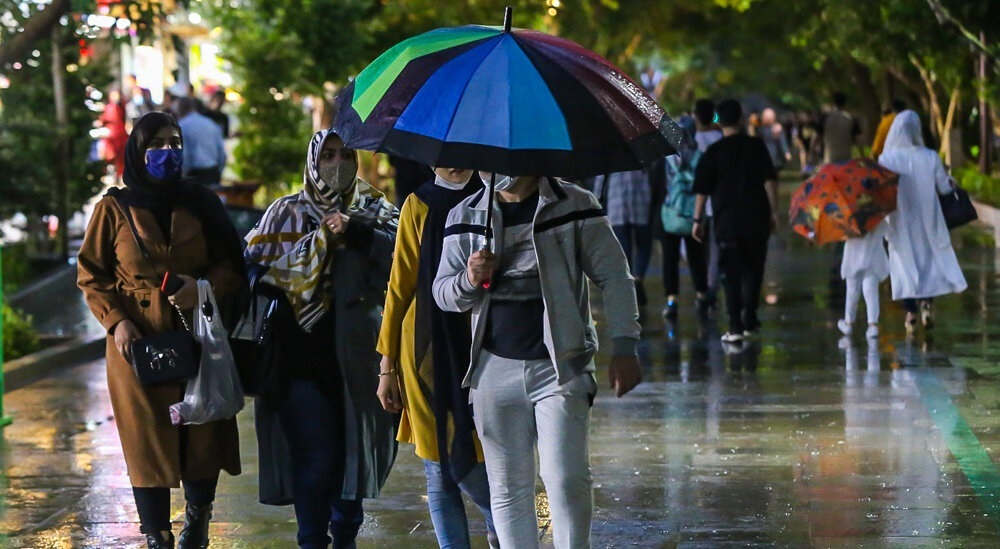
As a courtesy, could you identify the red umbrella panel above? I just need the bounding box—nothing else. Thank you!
[789,158,898,245]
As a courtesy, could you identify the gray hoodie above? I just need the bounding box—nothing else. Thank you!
[433,177,640,387]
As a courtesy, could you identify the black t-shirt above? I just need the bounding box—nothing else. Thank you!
[483,192,548,360]
[692,133,777,241]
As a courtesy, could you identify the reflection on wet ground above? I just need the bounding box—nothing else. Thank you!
[3,230,1000,547]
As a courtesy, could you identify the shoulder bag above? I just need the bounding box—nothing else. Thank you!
[939,180,978,230]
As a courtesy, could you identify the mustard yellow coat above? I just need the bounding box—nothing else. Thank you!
[376,194,484,462]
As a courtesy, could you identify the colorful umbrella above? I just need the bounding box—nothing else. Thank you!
[332,8,681,180]
[788,158,899,245]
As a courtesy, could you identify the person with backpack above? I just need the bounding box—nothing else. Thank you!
[660,116,710,325]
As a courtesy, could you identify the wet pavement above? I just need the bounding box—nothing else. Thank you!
[4,227,1000,548]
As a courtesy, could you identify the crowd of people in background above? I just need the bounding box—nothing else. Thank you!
[90,76,231,185]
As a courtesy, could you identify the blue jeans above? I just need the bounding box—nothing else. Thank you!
[423,460,495,548]
[279,379,364,549]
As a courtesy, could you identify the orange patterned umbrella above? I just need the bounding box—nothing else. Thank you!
[788,158,898,245]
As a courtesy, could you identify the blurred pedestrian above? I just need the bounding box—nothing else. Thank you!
[99,87,129,181]
[793,110,820,174]
[175,97,226,186]
[203,90,230,139]
[593,168,654,306]
[77,112,249,549]
[244,129,399,548]
[125,74,155,126]
[870,98,906,159]
[433,173,641,549]
[692,99,779,343]
[376,166,498,548]
[660,116,710,324]
[822,92,863,163]
[759,108,791,172]
[693,98,724,314]
[878,111,967,335]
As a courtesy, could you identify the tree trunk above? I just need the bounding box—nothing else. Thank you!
[940,86,960,166]
[980,32,993,174]
[0,0,71,68]
[51,26,70,262]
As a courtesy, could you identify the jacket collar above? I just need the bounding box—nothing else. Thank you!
[470,177,566,210]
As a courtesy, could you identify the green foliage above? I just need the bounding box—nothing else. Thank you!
[1,304,39,361]
[0,243,30,294]
[956,164,1000,207]
[0,5,108,220]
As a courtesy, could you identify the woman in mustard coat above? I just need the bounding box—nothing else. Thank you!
[78,112,247,549]
[376,167,497,548]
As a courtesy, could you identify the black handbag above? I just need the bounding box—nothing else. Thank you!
[112,197,202,385]
[230,264,288,396]
[131,326,201,385]
[939,183,978,230]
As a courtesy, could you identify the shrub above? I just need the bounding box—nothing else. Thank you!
[2,304,39,361]
[955,164,1000,207]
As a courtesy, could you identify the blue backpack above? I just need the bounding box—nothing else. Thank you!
[661,150,701,236]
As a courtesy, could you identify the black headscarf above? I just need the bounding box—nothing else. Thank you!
[108,112,249,325]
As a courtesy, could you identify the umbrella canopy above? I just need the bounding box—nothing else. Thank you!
[789,158,899,245]
[333,11,680,179]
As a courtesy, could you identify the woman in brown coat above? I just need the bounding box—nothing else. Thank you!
[78,112,248,549]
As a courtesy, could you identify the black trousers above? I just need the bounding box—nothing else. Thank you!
[718,237,769,334]
[661,232,709,297]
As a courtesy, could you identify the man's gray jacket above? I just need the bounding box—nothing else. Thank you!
[432,177,640,387]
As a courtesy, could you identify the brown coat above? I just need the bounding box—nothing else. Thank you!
[77,196,242,487]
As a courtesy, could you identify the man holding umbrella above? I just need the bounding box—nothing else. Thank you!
[433,172,641,549]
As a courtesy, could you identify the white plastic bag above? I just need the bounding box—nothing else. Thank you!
[170,280,245,425]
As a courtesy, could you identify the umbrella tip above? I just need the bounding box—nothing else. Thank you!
[503,6,512,32]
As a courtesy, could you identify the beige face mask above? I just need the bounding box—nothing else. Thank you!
[320,162,357,193]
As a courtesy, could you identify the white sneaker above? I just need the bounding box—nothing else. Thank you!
[866,324,879,339]
[837,319,852,335]
[721,331,744,343]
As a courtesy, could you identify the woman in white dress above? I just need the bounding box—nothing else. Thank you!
[878,110,967,334]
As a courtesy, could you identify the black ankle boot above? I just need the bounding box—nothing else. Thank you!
[176,503,212,549]
[145,531,175,549]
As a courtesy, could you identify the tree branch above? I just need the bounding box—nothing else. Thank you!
[0,0,72,68]
[925,0,999,69]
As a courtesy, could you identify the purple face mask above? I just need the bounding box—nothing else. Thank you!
[145,148,183,180]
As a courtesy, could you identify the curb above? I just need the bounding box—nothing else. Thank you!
[3,337,105,393]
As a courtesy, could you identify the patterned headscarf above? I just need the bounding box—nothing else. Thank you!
[245,129,396,331]
[300,129,358,221]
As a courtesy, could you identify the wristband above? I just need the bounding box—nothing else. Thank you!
[378,369,396,377]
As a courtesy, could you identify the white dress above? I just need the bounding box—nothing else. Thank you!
[841,220,889,281]
[877,111,967,300]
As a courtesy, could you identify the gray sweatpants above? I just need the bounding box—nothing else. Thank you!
[470,350,596,549]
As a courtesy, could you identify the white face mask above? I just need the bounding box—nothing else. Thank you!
[479,171,517,192]
[434,170,474,187]
[319,162,357,193]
